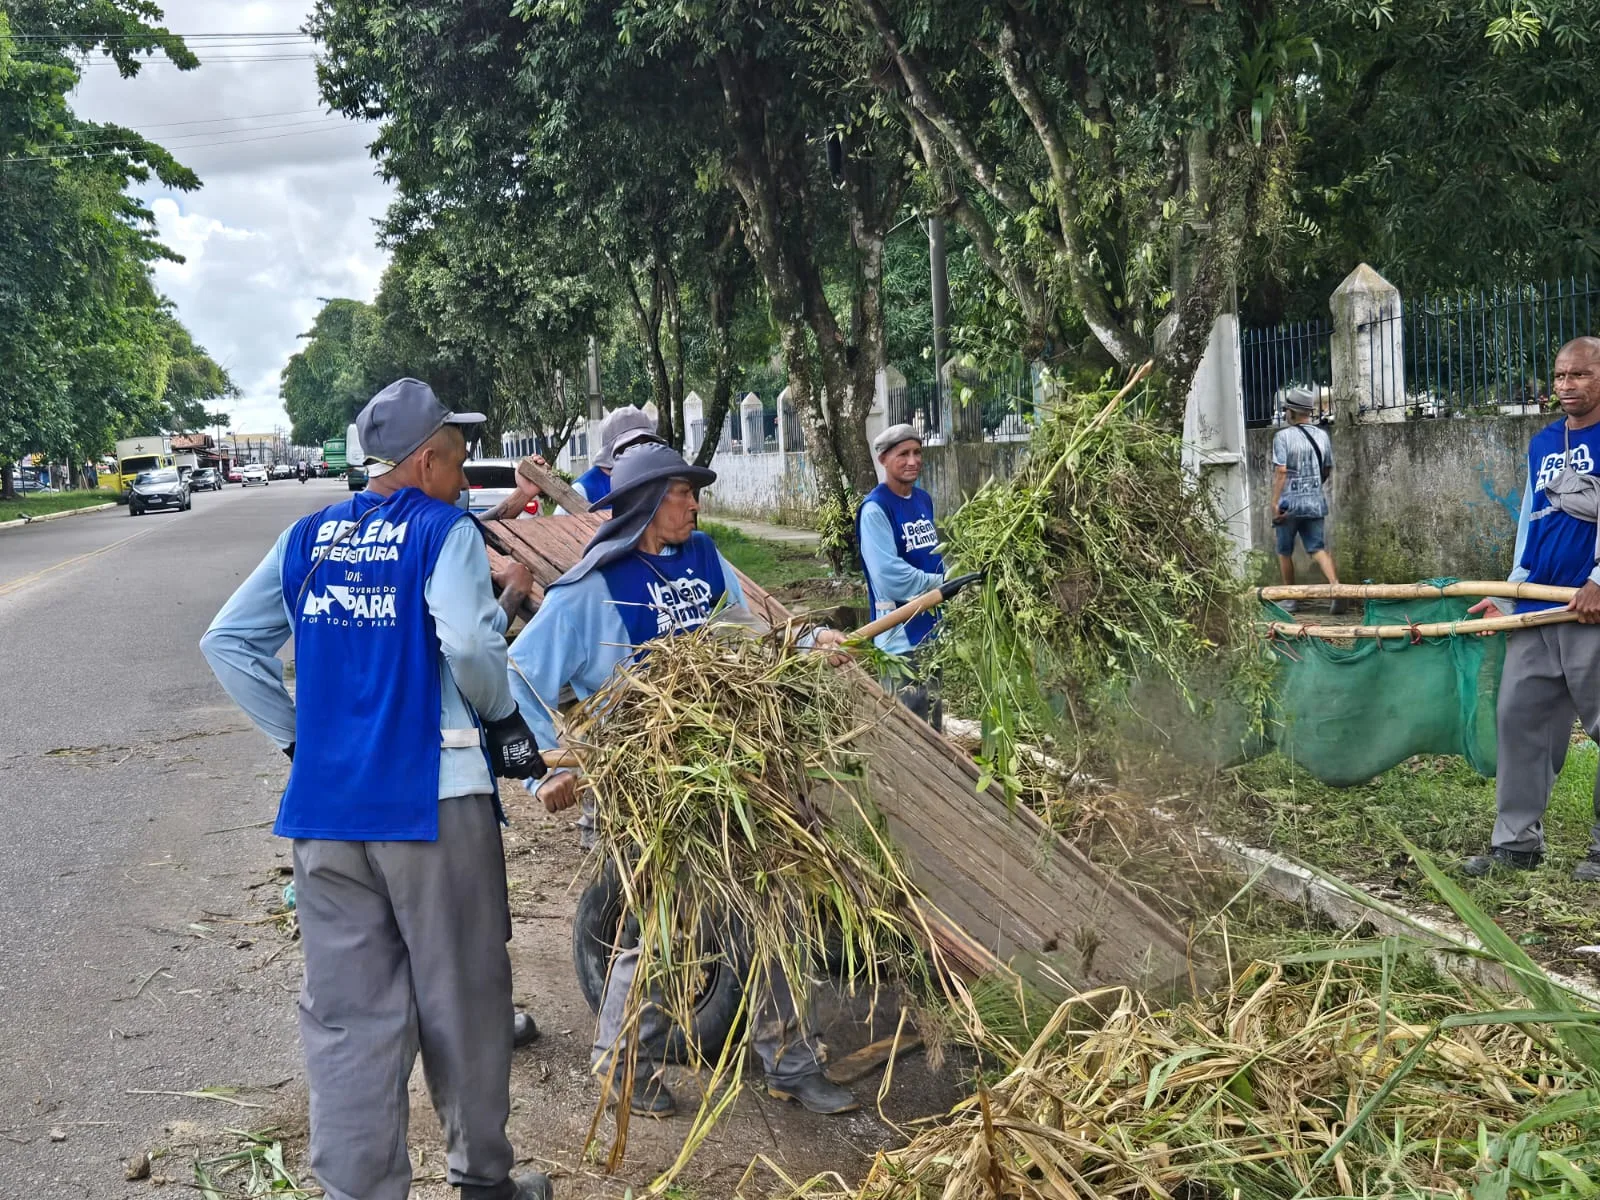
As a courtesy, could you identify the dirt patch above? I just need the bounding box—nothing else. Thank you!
[195,789,965,1199]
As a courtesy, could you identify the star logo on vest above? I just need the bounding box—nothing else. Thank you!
[303,584,399,628]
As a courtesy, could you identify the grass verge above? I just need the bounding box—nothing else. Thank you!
[1,491,115,521]
[1213,747,1600,970]
[700,519,836,592]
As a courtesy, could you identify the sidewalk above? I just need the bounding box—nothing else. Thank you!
[714,516,820,546]
[0,500,115,532]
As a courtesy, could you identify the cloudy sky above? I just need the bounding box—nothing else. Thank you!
[71,1,392,436]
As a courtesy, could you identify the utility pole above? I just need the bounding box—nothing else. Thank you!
[929,217,953,437]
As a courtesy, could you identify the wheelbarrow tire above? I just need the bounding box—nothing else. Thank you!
[572,863,742,1064]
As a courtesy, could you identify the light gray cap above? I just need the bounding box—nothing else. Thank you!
[1281,385,1318,413]
[355,378,484,467]
[592,405,658,469]
[872,422,922,458]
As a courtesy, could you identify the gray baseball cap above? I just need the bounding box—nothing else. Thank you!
[355,378,485,467]
[872,422,922,458]
[592,405,658,470]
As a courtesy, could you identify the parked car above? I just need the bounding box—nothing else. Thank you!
[226,467,243,483]
[241,464,269,487]
[463,458,534,516]
[189,467,222,492]
[128,467,189,516]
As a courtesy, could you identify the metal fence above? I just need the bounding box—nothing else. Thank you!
[1241,275,1600,425]
[781,399,806,450]
[1241,321,1332,427]
[1368,277,1599,417]
[888,363,1034,443]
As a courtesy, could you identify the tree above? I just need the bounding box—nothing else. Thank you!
[0,1,207,494]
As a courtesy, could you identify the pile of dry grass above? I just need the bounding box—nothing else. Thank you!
[784,955,1598,1199]
[562,621,964,1175]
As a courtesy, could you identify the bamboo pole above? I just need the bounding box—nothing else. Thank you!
[1258,581,1577,604]
[1266,607,1580,640]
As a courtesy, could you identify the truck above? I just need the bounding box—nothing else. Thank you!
[113,435,174,501]
[322,436,348,477]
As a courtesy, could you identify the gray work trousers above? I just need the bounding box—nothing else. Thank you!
[293,795,515,1200]
[1493,624,1600,856]
[883,645,943,732]
[592,942,823,1086]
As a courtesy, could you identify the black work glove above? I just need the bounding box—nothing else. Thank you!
[485,711,547,780]
[283,742,295,761]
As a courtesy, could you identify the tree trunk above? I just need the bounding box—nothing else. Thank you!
[0,463,14,501]
[695,262,741,469]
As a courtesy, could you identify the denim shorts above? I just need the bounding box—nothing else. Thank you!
[1275,515,1326,556]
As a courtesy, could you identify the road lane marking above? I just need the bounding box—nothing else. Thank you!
[0,525,159,598]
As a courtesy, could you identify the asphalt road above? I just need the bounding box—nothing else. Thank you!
[0,479,344,1195]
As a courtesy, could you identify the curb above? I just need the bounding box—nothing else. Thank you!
[0,501,117,531]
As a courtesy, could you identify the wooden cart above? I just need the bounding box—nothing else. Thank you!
[484,513,1196,1001]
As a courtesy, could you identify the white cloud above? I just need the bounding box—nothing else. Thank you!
[69,1,394,436]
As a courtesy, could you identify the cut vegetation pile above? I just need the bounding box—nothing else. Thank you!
[935,374,1266,791]
[783,847,1600,1200]
[562,622,958,1173]
[795,955,1598,1199]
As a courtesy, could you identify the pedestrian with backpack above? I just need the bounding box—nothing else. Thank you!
[1269,385,1343,613]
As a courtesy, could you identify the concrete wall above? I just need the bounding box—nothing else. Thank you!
[1246,415,1544,582]
[699,441,1028,525]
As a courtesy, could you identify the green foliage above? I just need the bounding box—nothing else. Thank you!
[698,520,835,593]
[936,381,1262,789]
[0,2,219,472]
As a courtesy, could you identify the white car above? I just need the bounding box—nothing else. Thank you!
[241,464,269,486]
[464,459,535,516]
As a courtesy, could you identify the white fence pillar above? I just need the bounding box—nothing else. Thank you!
[740,393,764,454]
[1181,311,1252,564]
[1331,262,1404,424]
[682,391,704,458]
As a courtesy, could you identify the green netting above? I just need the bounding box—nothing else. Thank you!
[1263,582,1505,787]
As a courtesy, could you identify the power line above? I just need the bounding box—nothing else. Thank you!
[53,53,324,65]
[1,122,368,166]
[0,31,314,40]
[23,116,348,155]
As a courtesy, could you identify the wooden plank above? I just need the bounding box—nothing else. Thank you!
[480,518,1198,997]
[825,1033,923,1085]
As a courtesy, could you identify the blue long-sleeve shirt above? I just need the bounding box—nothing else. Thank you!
[506,543,745,779]
[858,499,946,654]
[200,518,515,799]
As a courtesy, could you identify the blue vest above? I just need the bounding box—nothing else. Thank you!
[575,465,611,506]
[599,531,727,648]
[856,483,945,648]
[277,488,468,840]
[1519,419,1600,612]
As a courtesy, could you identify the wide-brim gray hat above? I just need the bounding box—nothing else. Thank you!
[873,422,923,458]
[592,405,658,470]
[356,378,485,467]
[550,443,717,588]
[1281,385,1318,413]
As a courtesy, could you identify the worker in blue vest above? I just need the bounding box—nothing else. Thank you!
[572,405,657,507]
[856,423,947,729]
[482,406,657,519]
[200,379,555,1200]
[504,441,858,1121]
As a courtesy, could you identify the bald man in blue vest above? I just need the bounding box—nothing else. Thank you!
[201,380,554,1200]
[857,424,947,729]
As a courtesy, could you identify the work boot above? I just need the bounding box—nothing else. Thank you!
[1461,847,1542,877]
[598,1068,677,1118]
[512,1010,540,1048]
[1277,599,1299,614]
[462,1171,554,1200]
[766,1072,860,1115]
[1574,854,1600,883]
[1329,597,1351,616]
